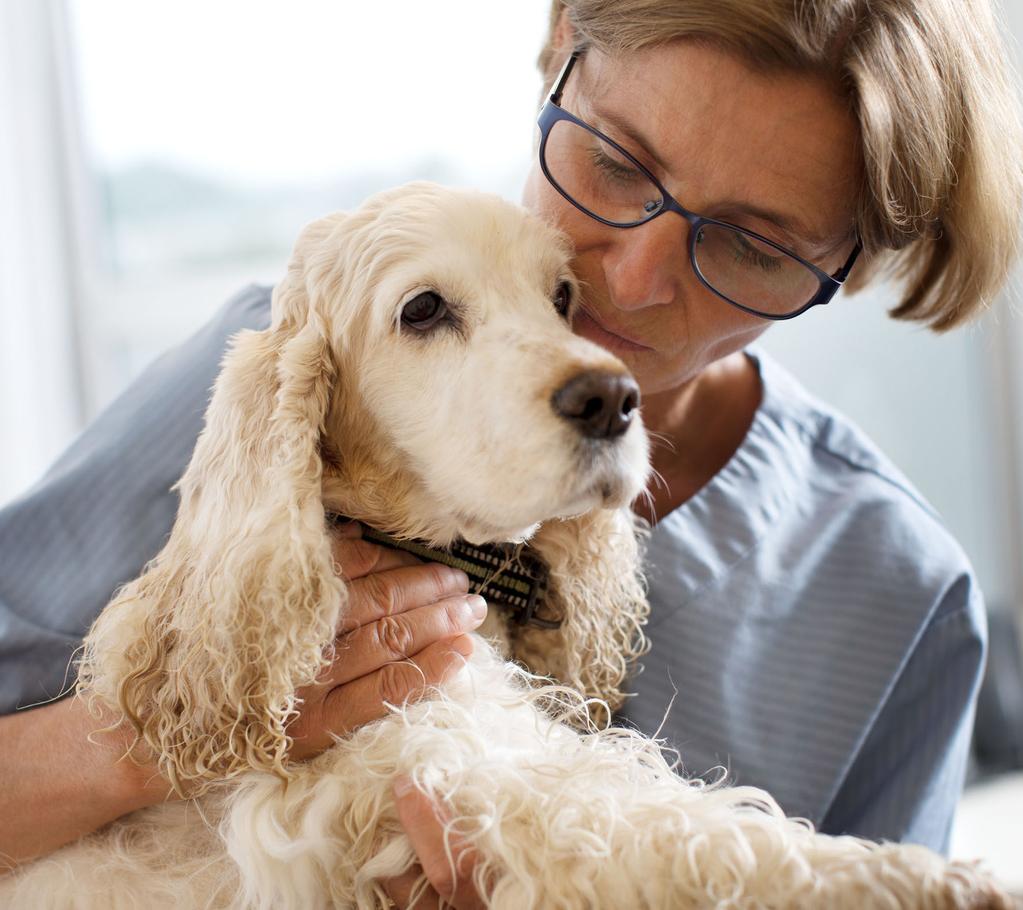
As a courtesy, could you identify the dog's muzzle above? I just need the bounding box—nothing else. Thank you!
[551,370,640,440]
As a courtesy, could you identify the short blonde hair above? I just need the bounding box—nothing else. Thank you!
[538,0,1023,331]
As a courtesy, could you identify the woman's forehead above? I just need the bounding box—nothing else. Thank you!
[575,41,862,253]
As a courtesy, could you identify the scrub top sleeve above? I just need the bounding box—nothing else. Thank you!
[0,284,273,714]
[818,572,986,853]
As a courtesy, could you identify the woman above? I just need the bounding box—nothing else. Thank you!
[1,0,1021,896]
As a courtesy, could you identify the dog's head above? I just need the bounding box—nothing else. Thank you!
[283,182,650,544]
[79,183,651,791]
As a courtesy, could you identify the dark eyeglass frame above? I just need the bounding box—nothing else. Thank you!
[537,49,863,321]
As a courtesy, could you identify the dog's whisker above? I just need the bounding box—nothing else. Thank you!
[633,486,656,519]
[646,466,671,497]
[645,430,677,454]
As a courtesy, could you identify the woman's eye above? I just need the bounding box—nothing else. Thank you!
[401,291,447,330]
[589,145,643,184]
[553,281,573,318]
[730,233,785,274]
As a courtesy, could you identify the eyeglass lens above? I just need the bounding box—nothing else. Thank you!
[542,117,823,316]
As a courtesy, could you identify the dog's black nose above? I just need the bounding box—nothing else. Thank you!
[552,370,640,439]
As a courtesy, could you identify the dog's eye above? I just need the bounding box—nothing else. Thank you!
[401,291,447,331]
[553,282,573,319]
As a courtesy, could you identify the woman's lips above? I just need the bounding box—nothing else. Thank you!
[573,308,654,353]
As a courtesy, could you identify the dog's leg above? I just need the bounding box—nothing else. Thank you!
[216,639,1012,910]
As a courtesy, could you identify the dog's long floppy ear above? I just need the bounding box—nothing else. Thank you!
[510,508,650,727]
[78,216,348,795]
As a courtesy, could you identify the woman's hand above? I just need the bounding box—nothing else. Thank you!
[384,778,488,910]
[287,521,487,761]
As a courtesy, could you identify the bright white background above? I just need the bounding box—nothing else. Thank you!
[1,0,1021,884]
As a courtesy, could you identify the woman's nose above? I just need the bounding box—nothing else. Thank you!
[602,213,688,312]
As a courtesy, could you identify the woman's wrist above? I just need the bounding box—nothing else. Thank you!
[0,696,173,872]
[66,695,174,815]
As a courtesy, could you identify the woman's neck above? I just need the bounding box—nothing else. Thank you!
[636,351,763,525]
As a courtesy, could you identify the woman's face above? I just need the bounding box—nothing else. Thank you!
[523,40,862,397]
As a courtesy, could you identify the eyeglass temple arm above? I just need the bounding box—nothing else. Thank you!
[832,240,863,283]
[549,48,585,106]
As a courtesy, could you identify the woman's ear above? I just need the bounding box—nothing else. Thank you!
[510,508,650,727]
[78,223,348,795]
[552,6,575,55]
[539,4,579,87]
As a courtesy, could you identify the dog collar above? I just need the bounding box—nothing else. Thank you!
[329,515,560,629]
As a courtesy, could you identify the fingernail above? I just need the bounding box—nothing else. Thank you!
[466,595,487,620]
[447,568,470,590]
[393,775,414,798]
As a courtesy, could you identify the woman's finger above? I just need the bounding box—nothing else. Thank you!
[337,563,471,634]
[381,867,441,910]
[323,595,486,686]
[318,635,475,734]
[392,779,487,910]
[331,534,422,581]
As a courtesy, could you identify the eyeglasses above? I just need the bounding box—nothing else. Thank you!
[537,49,863,320]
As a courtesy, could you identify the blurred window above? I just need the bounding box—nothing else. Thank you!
[68,0,548,414]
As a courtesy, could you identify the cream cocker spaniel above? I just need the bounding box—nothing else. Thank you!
[4,183,1009,909]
